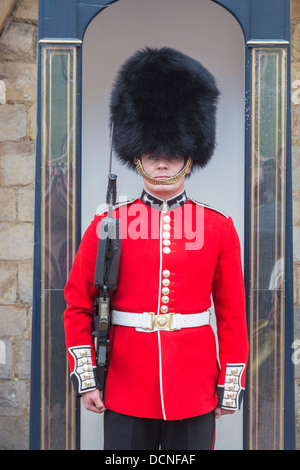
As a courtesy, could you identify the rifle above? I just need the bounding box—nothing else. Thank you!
[92,124,121,400]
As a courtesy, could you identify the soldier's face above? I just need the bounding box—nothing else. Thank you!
[141,154,185,178]
[141,153,191,198]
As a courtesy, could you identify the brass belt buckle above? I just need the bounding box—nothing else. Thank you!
[151,313,175,330]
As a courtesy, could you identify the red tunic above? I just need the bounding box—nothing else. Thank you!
[64,191,248,420]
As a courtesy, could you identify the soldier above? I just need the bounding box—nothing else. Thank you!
[64,47,249,450]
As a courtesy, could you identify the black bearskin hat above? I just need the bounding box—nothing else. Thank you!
[109,47,220,170]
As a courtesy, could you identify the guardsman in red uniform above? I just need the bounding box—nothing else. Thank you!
[64,47,249,450]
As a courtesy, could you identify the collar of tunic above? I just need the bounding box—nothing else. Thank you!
[141,189,187,211]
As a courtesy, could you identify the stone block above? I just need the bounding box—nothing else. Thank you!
[14,0,38,22]
[294,191,300,226]
[0,104,26,142]
[292,23,300,63]
[0,21,37,62]
[293,146,300,191]
[294,306,300,380]
[0,62,37,103]
[29,102,36,141]
[291,62,300,82]
[0,261,17,304]
[295,263,300,306]
[17,340,31,379]
[0,0,17,35]
[0,142,35,186]
[18,186,34,222]
[0,80,6,104]
[0,416,29,450]
[291,0,300,23]
[0,223,33,260]
[0,340,5,364]
[18,260,33,303]
[0,305,27,337]
[0,380,27,416]
[0,188,16,221]
[294,227,300,262]
[292,63,300,118]
[0,340,12,379]
[295,106,300,145]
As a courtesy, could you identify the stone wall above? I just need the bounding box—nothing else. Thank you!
[291,0,300,451]
[0,0,37,450]
[0,0,299,451]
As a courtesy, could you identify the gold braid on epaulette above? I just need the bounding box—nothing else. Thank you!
[134,157,192,185]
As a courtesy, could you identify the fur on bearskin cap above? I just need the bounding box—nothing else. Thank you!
[109,47,220,171]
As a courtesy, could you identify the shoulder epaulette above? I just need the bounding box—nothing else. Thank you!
[188,197,229,218]
[96,197,138,216]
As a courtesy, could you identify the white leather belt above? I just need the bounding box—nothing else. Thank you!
[111,309,211,332]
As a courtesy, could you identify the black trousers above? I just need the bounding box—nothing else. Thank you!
[104,409,215,450]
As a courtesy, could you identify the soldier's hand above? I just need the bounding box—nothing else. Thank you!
[214,406,235,419]
[81,389,106,414]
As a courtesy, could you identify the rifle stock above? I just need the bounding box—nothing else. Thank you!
[92,297,111,400]
[93,123,121,399]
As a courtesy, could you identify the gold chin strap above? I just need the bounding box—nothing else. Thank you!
[134,156,192,185]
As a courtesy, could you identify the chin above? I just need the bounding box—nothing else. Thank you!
[145,180,184,199]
